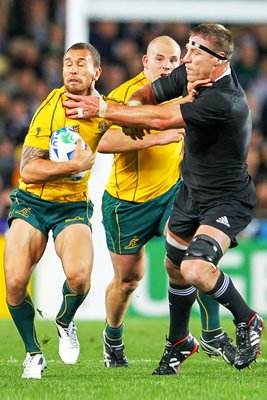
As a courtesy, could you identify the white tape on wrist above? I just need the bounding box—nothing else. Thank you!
[127,100,143,107]
[99,97,108,118]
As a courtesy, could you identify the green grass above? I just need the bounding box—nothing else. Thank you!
[0,317,266,400]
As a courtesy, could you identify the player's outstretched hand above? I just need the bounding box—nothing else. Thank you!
[156,128,185,145]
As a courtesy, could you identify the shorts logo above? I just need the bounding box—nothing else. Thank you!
[124,236,139,249]
[65,216,84,222]
[216,216,230,227]
[15,207,31,218]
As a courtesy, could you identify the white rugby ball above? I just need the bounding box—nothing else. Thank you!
[49,126,86,181]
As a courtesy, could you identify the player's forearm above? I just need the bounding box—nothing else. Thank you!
[103,100,185,130]
[98,127,180,153]
[97,128,147,153]
[127,83,157,105]
[64,93,186,129]
[20,158,83,183]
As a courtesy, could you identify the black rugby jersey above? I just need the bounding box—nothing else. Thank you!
[152,64,256,205]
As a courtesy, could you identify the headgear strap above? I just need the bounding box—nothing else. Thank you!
[189,39,228,61]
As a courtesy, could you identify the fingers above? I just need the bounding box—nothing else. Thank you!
[123,127,137,140]
[63,105,84,119]
[62,100,80,109]
[64,92,81,100]
[122,127,145,140]
[76,139,83,148]
[64,108,78,117]
[192,78,212,88]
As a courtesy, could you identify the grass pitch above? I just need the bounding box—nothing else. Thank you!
[0,317,266,400]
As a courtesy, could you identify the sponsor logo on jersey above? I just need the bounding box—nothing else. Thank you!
[124,236,139,249]
[216,216,230,227]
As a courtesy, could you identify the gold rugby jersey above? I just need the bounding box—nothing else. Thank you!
[19,86,112,202]
[105,71,183,202]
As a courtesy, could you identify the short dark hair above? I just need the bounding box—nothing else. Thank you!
[65,42,101,68]
[189,24,234,60]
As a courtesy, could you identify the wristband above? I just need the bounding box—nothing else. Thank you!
[99,97,108,118]
[127,100,143,107]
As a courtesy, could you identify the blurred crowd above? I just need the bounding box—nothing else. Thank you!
[0,0,267,237]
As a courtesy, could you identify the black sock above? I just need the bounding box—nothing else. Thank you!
[168,283,197,342]
[207,272,254,323]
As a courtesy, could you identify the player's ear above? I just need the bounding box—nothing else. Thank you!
[94,66,102,81]
[216,52,226,64]
[142,54,149,68]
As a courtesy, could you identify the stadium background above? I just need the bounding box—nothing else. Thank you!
[0,0,267,320]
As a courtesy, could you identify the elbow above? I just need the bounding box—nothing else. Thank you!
[20,166,40,184]
[20,170,33,184]
[97,143,111,154]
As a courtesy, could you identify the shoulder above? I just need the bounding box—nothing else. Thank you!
[37,87,64,110]
[108,72,148,102]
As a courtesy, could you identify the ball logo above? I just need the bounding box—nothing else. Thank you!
[49,126,87,181]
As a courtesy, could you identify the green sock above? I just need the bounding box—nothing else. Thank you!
[104,323,124,345]
[197,291,223,341]
[56,280,88,327]
[8,294,41,354]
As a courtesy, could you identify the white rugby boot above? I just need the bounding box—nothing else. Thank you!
[55,321,80,364]
[21,353,46,379]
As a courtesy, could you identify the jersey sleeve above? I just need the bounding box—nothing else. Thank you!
[152,64,186,103]
[24,89,61,150]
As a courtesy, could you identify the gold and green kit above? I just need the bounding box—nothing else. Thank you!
[102,72,183,253]
[9,86,112,239]
[19,86,112,202]
[105,71,183,203]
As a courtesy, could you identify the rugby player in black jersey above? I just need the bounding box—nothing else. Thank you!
[64,23,264,374]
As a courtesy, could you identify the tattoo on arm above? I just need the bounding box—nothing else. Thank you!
[20,146,49,172]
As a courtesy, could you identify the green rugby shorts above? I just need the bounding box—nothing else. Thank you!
[8,189,94,239]
[102,180,182,254]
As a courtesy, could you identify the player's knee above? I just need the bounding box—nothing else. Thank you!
[6,276,27,304]
[68,274,91,295]
[180,259,204,285]
[164,256,185,282]
[120,274,142,295]
[181,234,223,284]
[165,239,186,267]
[184,234,223,267]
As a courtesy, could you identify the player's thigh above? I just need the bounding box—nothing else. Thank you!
[109,247,146,282]
[4,218,47,283]
[55,223,93,279]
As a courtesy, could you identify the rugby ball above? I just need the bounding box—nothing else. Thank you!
[49,126,86,181]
